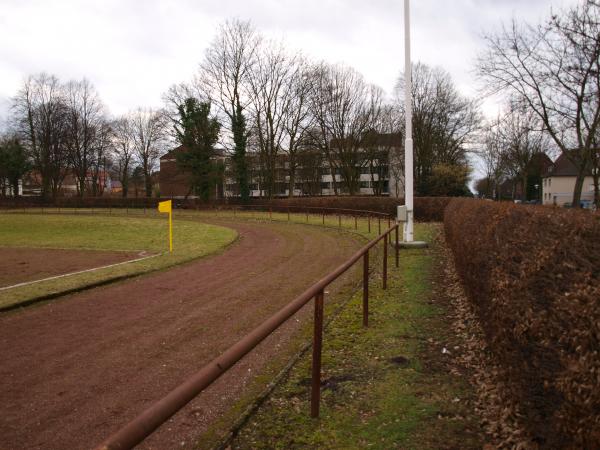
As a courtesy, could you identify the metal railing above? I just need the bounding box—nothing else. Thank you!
[93,218,400,450]
[2,203,395,236]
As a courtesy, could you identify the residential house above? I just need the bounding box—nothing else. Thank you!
[497,152,553,201]
[542,151,597,206]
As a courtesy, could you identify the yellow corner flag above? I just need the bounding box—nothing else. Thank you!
[158,200,173,252]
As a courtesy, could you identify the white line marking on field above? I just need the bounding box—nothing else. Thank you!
[0,253,162,292]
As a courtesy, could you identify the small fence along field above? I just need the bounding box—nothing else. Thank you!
[0,195,452,221]
[31,205,397,450]
[1,204,400,448]
[1,203,395,241]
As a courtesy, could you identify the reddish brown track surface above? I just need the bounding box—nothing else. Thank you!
[0,220,361,450]
[0,248,142,288]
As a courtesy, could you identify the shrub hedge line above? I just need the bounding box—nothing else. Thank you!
[444,198,600,447]
[256,196,452,222]
[0,196,453,222]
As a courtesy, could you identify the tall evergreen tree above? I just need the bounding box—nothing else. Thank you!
[0,137,31,197]
[232,104,249,201]
[174,98,221,201]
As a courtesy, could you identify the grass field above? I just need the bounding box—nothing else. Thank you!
[0,213,237,310]
[9,207,393,241]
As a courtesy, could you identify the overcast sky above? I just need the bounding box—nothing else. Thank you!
[0,0,580,126]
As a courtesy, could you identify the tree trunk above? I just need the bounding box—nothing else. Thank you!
[144,168,152,198]
[10,177,20,197]
[329,165,338,196]
[572,171,585,208]
[593,172,599,208]
[79,178,86,198]
[288,158,296,198]
[522,172,528,201]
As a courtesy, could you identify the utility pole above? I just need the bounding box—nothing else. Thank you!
[404,0,414,242]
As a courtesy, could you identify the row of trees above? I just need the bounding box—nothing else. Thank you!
[164,20,479,200]
[475,0,600,207]
[476,105,548,200]
[168,1,598,204]
[2,73,166,199]
[2,20,484,201]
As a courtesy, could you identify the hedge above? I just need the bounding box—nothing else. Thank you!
[256,196,452,222]
[444,198,600,447]
[0,196,454,222]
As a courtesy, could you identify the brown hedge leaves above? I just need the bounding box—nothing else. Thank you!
[444,199,600,448]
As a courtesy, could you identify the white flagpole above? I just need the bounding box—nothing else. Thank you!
[404,0,414,242]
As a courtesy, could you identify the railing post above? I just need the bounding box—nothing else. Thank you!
[378,217,381,235]
[322,212,325,225]
[368,215,371,233]
[388,217,391,244]
[383,235,388,290]
[311,290,325,418]
[395,225,399,268]
[363,251,369,327]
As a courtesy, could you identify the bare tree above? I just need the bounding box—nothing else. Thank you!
[64,78,106,197]
[396,63,480,195]
[89,119,112,196]
[500,104,546,200]
[363,104,401,196]
[476,0,600,207]
[12,73,69,199]
[111,116,135,197]
[306,63,338,194]
[478,118,508,199]
[280,56,313,197]
[130,108,165,197]
[308,63,378,195]
[247,41,296,198]
[196,19,260,202]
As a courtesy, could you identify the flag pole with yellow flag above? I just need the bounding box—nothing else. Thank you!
[158,200,173,252]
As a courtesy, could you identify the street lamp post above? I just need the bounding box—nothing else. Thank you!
[404,0,414,242]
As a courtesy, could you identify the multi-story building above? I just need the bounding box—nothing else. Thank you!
[160,134,401,199]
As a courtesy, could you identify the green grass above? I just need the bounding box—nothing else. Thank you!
[1,208,480,448]
[0,213,237,310]
[228,224,481,449]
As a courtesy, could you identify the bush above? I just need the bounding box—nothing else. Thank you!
[0,195,455,222]
[444,199,600,447]
[255,196,453,222]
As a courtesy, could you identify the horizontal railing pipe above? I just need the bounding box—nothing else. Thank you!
[95,223,397,450]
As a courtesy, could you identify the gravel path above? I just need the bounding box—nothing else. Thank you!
[0,220,361,450]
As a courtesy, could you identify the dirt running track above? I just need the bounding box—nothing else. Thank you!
[0,248,143,288]
[0,220,362,450]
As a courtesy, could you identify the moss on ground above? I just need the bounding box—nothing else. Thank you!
[227,224,482,450]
